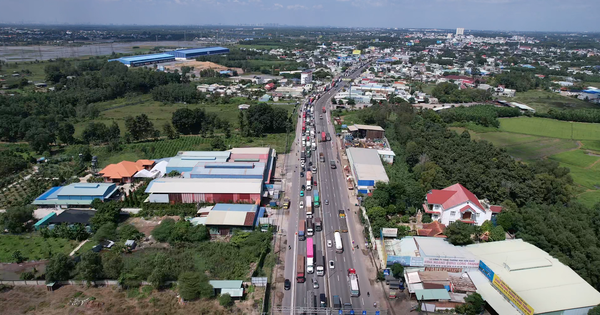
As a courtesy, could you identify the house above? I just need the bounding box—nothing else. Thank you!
[98,160,155,184]
[264,83,275,91]
[423,183,502,226]
[417,221,446,238]
[208,280,244,298]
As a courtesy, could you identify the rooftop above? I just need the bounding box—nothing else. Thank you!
[99,160,152,179]
[49,210,96,225]
[352,124,385,132]
[347,147,389,183]
[170,47,229,54]
[426,183,484,211]
[466,239,600,314]
[145,178,263,194]
[113,53,174,63]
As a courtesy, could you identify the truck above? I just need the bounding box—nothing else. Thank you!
[322,106,326,113]
[330,160,336,169]
[298,220,306,241]
[339,210,348,233]
[306,171,312,191]
[313,190,320,208]
[306,218,314,236]
[321,132,326,142]
[297,255,305,283]
[348,268,360,297]
[334,231,343,253]
[319,152,325,162]
[306,237,314,274]
[316,251,324,276]
[332,295,341,309]
[314,217,322,232]
[300,151,305,162]
[305,196,313,218]
[311,142,316,151]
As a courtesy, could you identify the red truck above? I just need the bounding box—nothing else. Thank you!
[297,255,305,283]
[322,106,326,113]
[321,132,326,142]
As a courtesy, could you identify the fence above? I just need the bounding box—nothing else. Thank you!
[0,280,123,286]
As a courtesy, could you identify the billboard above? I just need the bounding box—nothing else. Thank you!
[492,275,534,315]
[352,50,361,55]
[423,257,479,269]
[478,260,495,282]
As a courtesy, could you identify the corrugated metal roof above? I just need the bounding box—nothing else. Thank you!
[467,271,520,315]
[190,162,265,177]
[347,148,389,183]
[221,288,244,297]
[353,124,385,131]
[212,204,258,212]
[209,280,243,289]
[230,147,271,155]
[415,289,451,301]
[146,178,262,194]
[114,53,175,63]
[466,239,600,313]
[171,47,229,54]
[56,183,117,197]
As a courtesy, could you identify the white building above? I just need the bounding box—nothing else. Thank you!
[301,70,313,85]
[423,183,502,226]
[456,28,464,36]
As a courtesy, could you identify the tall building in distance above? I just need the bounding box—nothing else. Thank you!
[456,28,465,36]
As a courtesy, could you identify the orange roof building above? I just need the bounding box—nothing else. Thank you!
[99,160,155,184]
[417,221,447,238]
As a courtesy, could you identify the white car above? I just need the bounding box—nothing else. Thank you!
[327,240,332,248]
[301,161,305,167]
[312,279,319,289]
[312,166,317,172]
[299,201,304,209]
[329,260,335,269]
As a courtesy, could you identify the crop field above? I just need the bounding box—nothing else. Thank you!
[511,89,595,113]
[0,235,78,263]
[499,117,600,140]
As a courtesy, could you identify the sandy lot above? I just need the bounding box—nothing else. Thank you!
[162,60,244,75]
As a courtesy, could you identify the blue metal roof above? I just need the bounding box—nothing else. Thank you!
[212,203,258,212]
[116,53,175,63]
[36,186,62,201]
[57,183,117,197]
[170,47,229,54]
[190,162,265,178]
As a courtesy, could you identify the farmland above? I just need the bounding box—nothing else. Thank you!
[0,235,78,263]
[510,89,595,113]
[499,117,600,140]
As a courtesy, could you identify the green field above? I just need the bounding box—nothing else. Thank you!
[511,89,595,113]
[0,235,78,263]
[499,117,600,140]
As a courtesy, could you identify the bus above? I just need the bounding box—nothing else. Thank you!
[307,218,314,236]
[299,220,306,241]
[297,255,305,283]
[334,231,343,253]
[314,190,320,208]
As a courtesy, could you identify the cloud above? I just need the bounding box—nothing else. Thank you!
[274,2,283,8]
[313,4,323,9]
[287,4,307,9]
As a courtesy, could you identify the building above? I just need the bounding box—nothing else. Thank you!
[348,124,385,140]
[423,183,502,226]
[108,53,175,67]
[166,151,231,173]
[34,209,96,230]
[167,47,230,60]
[417,221,446,238]
[187,162,266,180]
[98,160,155,184]
[386,236,479,269]
[346,147,389,194]
[456,28,464,36]
[209,280,244,298]
[33,183,119,208]
[301,70,313,85]
[145,178,263,204]
[204,203,265,235]
[466,240,600,315]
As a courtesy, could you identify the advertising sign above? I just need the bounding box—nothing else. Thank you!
[423,257,479,269]
[492,275,535,315]
[478,260,495,282]
[352,50,362,55]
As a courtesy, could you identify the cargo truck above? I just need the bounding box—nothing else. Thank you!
[307,218,314,236]
[316,251,324,276]
[299,220,306,241]
[321,132,326,142]
[339,210,348,233]
[297,255,305,283]
[306,171,312,191]
[306,237,314,274]
[348,268,360,297]
[334,231,343,253]
[305,196,313,218]
[314,217,322,232]
[322,106,326,113]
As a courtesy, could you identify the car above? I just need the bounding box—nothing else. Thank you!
[309,161,313,166]
[300,172,304,178]
[325,200,329,205]
[312,166,317,172]
[284,279,291,290]
[327,240,332,248]
[301,185,306,190]
[312,279,319,289]
[301,161,305,167]
[300,190,304,197]
[329,260,335,269]
[300,201,304,209]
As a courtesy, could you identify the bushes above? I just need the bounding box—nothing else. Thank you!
[544,108,600,124]
[178,271,213,301]
[151,219,210,244]
[439,105,521,127]
[139,203,198,217]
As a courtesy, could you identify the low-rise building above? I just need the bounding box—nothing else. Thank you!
[204,203,265,235]
[33,183,119,208]
[145,178,263,204]
[346,147,390,194]
[98,160,155,184]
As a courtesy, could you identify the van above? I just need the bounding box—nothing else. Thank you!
[333,295,341,309]
[320,293,327,307]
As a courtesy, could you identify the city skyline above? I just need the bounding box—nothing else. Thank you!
[1,0,599,32]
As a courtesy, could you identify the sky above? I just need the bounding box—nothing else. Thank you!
[2,0,599,32]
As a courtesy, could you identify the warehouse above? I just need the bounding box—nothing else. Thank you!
[145,178,263,204]
[166,151,231,173]
[33,183,119,208]
[348,124,386,140]
[204,203,265,235]
[166,47,230,60]
[108,53,175,67]
[346,147,389,194]
[466,240,600,315]
[188,162,266,180]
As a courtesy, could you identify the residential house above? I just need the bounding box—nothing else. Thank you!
[99,160,155,184]
[423,183,502,226]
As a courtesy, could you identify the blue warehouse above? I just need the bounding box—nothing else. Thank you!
[167,47,230,59]
[108,53,175,67]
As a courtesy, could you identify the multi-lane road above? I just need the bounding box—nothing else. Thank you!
[280,61,384,315]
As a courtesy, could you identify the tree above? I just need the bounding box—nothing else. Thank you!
[422,214,432,223]
[588,304,600,315]
[90,201,121,231]
[12,250,25,263]
[108,121,121,142]
[102,250,123,279]
[210,137,227,151]
[151,218,176,242]
[82,122,109,144]
[489,226,506,242]
[93,223,117,242]
[347,98,356,106]
[148,267,168,289]
[77,252,103,283]
[0,206,33,234]
[125,114,155,141]
[58,122,75,144]
[118,224,144,241]
[455,293,485,315]
[25,128,54,153]
[391,263,404,279]
[46,253,73,282]
[178,271,213,301]
[444,221,475,246]
[219,293,234,308]
[162,122,179,140]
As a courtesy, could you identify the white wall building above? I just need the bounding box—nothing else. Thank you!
[456,28,464,36]
[301,70,313,85]
[423,183,502,226]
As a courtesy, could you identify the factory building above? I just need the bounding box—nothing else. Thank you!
[33,183,119,208]
[108,47,230,67]
[346,147,389,194]
[145,178,263,204]
[166,151,231,173]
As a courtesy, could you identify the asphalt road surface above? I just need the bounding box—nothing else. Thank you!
[281,62,384,315]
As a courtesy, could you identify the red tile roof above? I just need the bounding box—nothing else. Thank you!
[426,183,484,210]
[99,160,154,180]
[490,205,503,213]
[460,205,474,213]
[417,221,446,238]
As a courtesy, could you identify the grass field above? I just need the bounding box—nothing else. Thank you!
[0,235,78,263]
[499,117,600,140]
[511,89,595,113]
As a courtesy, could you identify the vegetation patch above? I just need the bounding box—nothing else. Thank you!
[510,89,595,113]
[0,235,78,263]
[500,117,600,140]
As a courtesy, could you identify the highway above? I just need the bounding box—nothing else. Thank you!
[281,61,384,315]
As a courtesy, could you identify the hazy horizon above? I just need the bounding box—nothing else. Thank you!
[2,0,599,33]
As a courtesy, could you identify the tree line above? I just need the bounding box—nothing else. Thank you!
[431,82,493,103]
[439,105,522,128]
